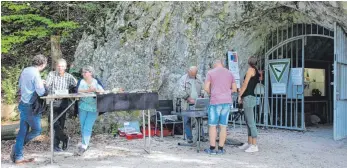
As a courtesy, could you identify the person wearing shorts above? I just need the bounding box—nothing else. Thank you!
[204,59,237,155]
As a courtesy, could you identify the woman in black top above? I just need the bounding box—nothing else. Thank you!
[238,56,260,153]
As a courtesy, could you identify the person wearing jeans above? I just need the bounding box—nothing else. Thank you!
[176,66,205,143]
[76,66,104,155]
[204,59,237,155]
[238,56,260,153]
[11,54,47,164]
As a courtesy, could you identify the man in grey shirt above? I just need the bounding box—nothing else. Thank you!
[11,54,47,164]
[176,66,205,143]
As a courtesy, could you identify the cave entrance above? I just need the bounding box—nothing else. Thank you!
[255,23,347,140]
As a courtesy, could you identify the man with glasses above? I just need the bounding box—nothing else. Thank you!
[46,58,77,152]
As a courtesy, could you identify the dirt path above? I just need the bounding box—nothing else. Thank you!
[2,125,347,168]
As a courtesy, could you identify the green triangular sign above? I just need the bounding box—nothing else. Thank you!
[269,62,289,82]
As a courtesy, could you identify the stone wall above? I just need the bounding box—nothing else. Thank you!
[71,2,347,133]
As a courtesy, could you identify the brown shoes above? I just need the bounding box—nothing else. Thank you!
[15,158,34,165]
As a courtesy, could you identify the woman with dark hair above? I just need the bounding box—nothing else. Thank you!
[238,56,260,153]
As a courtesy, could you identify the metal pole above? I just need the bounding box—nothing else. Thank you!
[291,24,294,128]
[142,110,146,148]
[328,64,332,124]
[301,37,305,130]
[285,27,289,127]
[53,100,76,123]
[198,118,201,153]
[271,31,274,126]
[275,27,279,126]
[148,110,151,153]
[281,30,284,127]
[263,38,268,127]
[295,25,299,128]
[50,101,54,164]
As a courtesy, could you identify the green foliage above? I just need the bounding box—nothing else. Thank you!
[1,2,79,54]
[143,29,150,38]
[76,2,101,12]
[110,122,121,135]
[1,2,31,12]
[40,69,49,79]
[1,65,23,104]
[162,13,171,34]
[9,111,20,122]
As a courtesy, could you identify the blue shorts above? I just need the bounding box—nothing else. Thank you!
[208,103,231,126]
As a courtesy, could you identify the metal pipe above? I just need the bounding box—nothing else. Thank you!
[271,31,274,126]
[148,110,151,153]
[285,27,289,127]
[142,110,146,148]
[291,24,294,127]
[301,38,305,130]
[50,101,54,164]
[53,100,76,123]
[264,36,269,127]
[295,35,299,128]
[281,30,284,126]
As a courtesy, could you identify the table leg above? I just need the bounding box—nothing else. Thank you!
[50,101,54,164]
[197,118,201,153]
[142,110,146,149]
[183,117,186,140]
[148,110,151,153]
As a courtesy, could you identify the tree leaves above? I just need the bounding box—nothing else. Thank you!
[1,3,79,54]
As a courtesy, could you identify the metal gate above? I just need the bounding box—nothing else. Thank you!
[258,23,334,130]
[333,22,347,140]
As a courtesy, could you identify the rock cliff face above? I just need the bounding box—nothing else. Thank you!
[73,1,347,99]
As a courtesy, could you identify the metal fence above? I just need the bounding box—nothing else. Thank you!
[259,23,333,130]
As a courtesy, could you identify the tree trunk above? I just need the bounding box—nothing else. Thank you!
[1,119,49,140]
[50,35,63,70]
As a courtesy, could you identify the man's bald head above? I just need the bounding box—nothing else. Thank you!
[188,66,198,78]
[213,59,224,68]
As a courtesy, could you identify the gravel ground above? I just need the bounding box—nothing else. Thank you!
[1,125,347,168]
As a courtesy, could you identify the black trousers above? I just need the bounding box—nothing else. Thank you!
[49,99,69,147]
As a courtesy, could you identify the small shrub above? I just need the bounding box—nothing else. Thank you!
[1,65,22,104]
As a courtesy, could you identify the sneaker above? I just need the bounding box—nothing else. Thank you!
[216,149,226,155]
[187,139,193,144]
[54,146,63,152]
[204,148,217,155]
[238,143,250,150]
[76,147,86,156]
[245,145,259,153]
[10,145,15,163]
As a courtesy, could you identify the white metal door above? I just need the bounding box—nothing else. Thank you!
[333,22,347,140]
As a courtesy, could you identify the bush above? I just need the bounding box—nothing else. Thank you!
[1,65,22,104]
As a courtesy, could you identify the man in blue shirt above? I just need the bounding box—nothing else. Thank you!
[10,54,47,164]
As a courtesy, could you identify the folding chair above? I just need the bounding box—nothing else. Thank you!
[155,100,183,141]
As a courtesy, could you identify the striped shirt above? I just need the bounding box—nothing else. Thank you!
[46,71,77,94]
